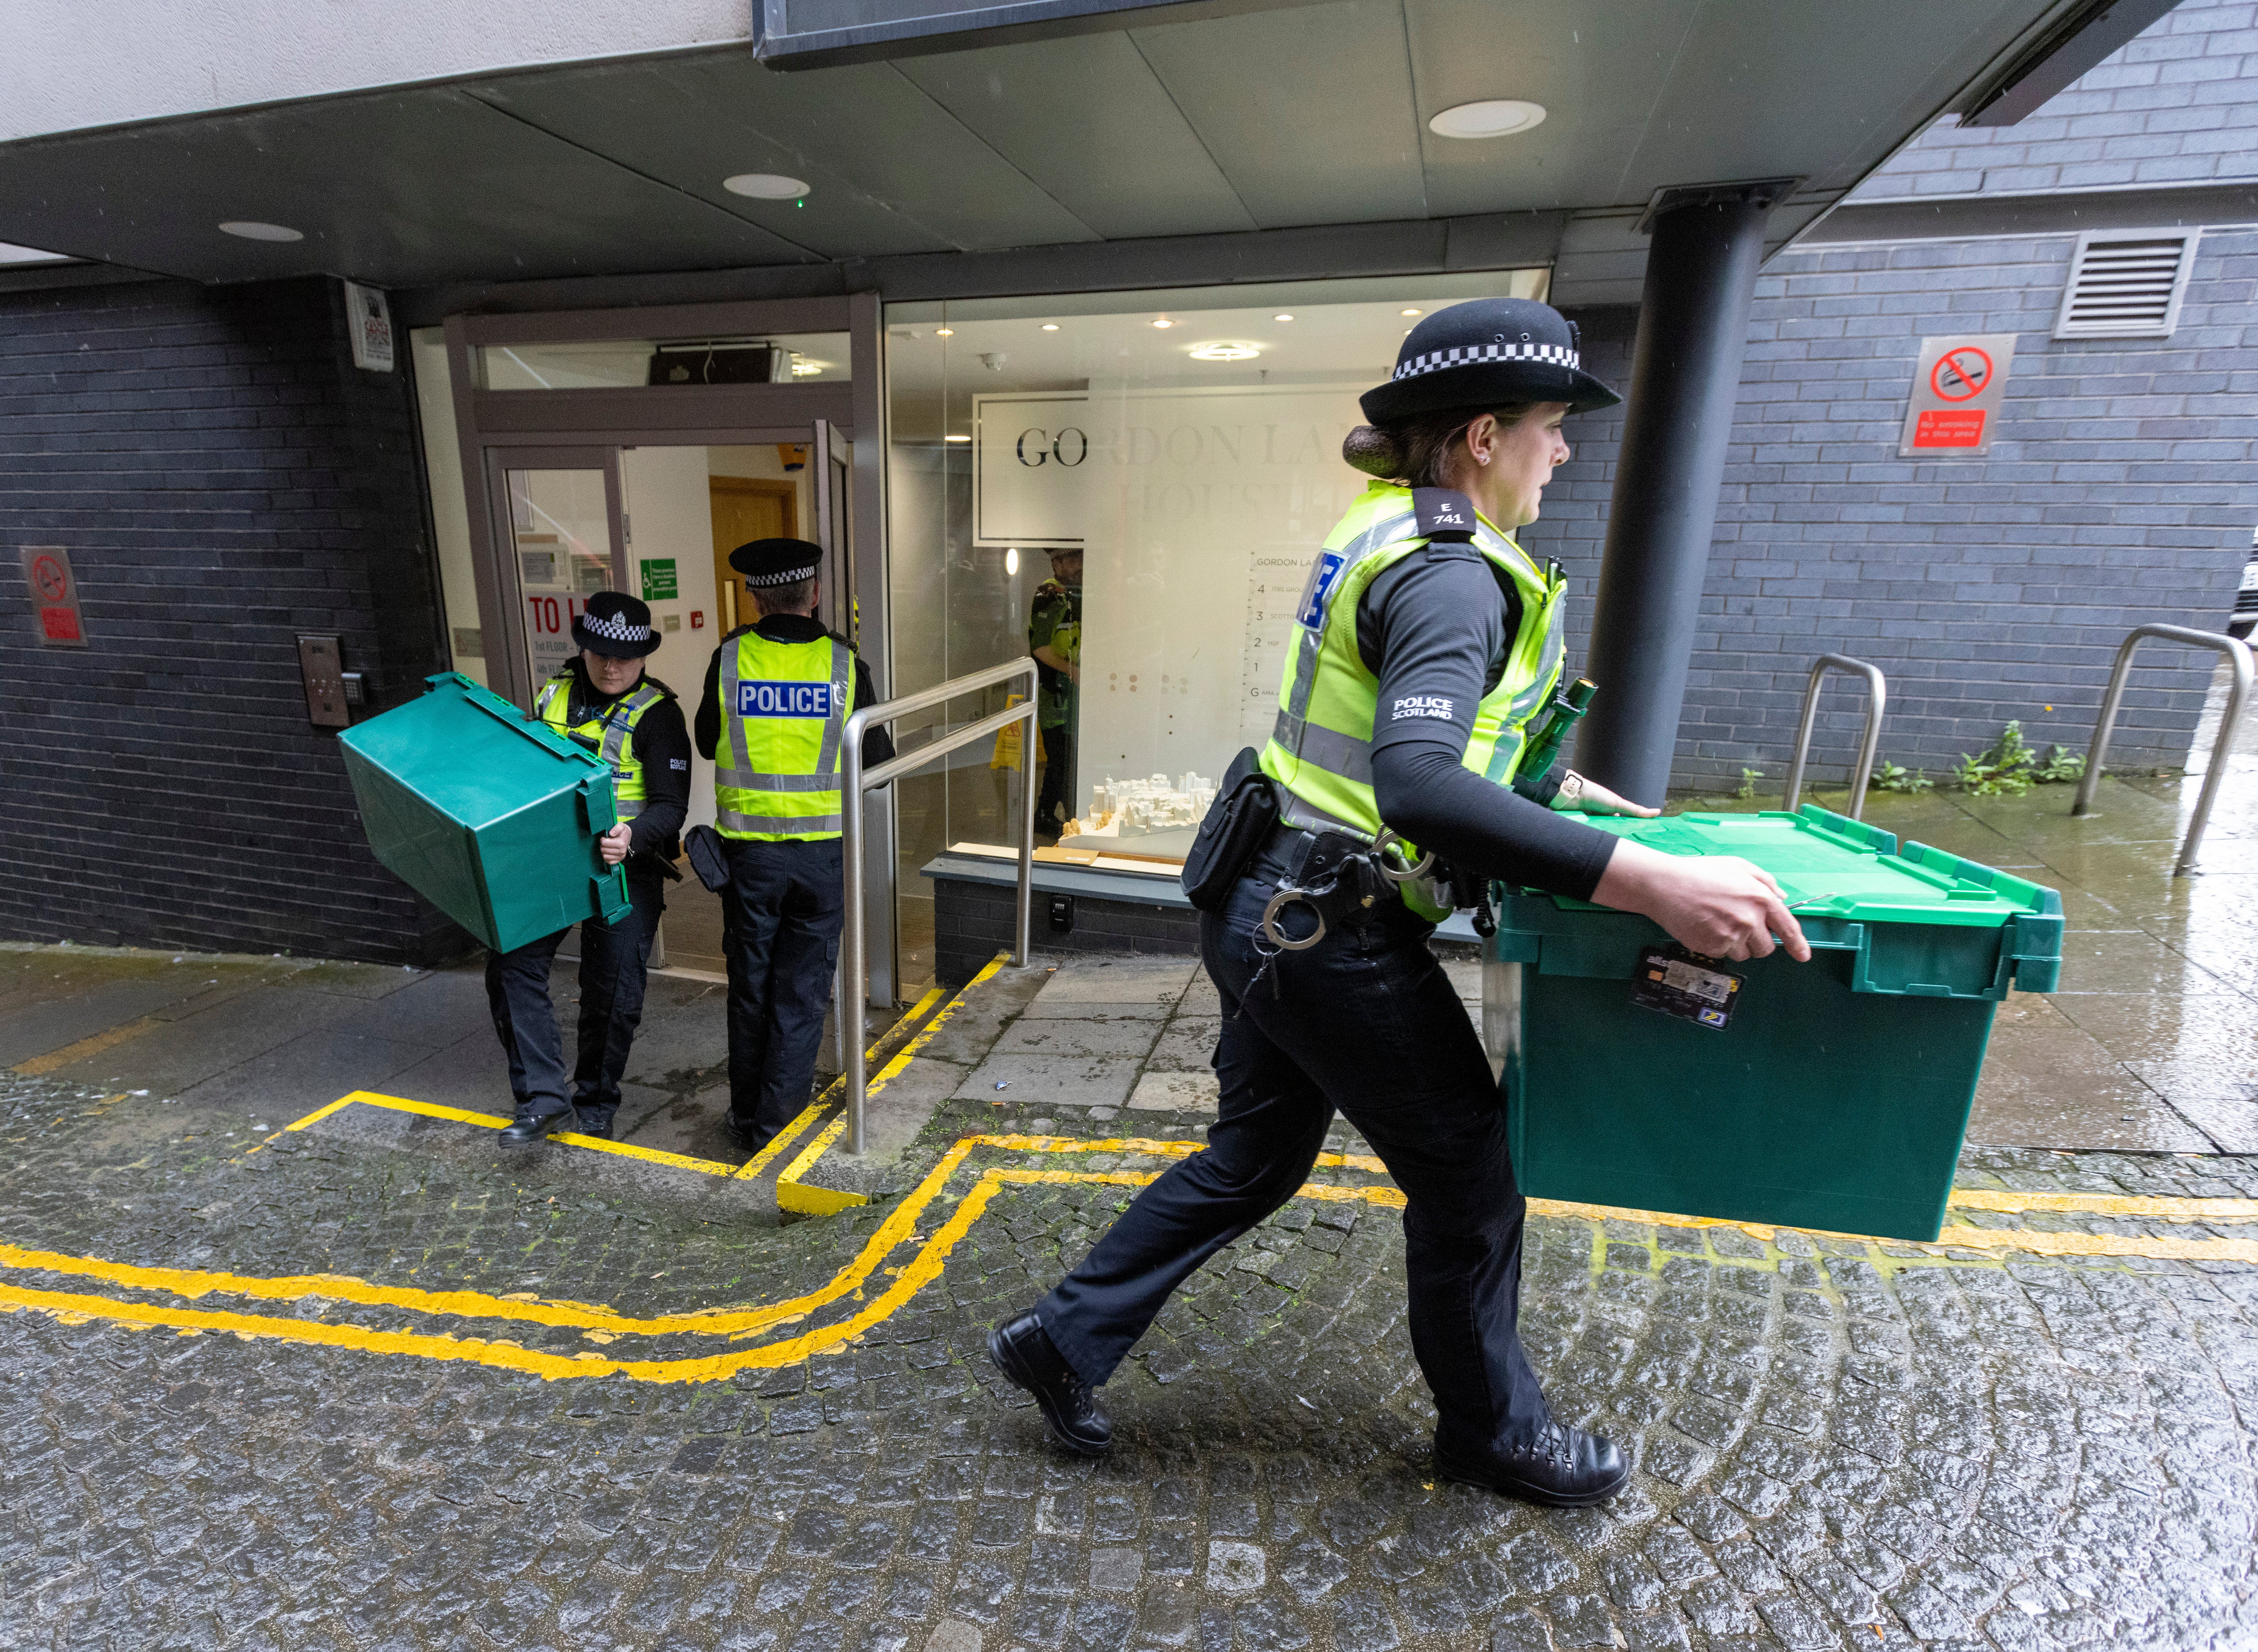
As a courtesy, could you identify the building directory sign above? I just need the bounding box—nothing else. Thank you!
[1899,334,2016,457]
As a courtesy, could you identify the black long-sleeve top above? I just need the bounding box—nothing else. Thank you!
[1362,542,1619,901]
[552,658,691,861]
[694,614,897,773]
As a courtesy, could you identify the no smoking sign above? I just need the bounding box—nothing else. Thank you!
[20,545,87,647]
[1900,333,2016,458]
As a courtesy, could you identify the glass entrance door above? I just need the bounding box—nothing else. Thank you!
[481,447,626,708]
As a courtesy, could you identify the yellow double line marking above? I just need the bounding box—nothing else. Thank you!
[4,1126,2252,1384]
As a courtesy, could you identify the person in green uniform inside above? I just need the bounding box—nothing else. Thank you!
[1027,546,1083,836]
[695,539,896,1153]
[489,592,690,1145]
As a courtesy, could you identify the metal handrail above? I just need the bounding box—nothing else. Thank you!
[840,657,1038,1153]
[1781,654,1888,820]
[2071,624,2252,877]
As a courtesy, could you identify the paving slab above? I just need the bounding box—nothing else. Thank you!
[1148,1017,1221,1072]
[991,1016,1163,1059]
[952,1053,1142,1110]
[1128,1071,1221,1113]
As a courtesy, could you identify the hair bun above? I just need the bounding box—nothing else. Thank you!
[1342,424,1403,479]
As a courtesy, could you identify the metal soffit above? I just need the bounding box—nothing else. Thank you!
[0,0,2091,293]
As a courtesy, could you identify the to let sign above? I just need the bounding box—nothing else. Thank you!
[22,546,87,647]
[1899,334,2016,458]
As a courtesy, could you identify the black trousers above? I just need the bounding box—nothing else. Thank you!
[1037,837,1550,1449]
[722,836,845,1145]
[484,863,666,1123]
[1036,722,1075,827]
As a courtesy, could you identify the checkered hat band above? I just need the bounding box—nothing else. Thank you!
[581,611,651,642]
[746,564,819,587]
[1393,341,1580,380]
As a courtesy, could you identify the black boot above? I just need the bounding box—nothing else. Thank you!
[498,1103,577,1146]
[576,1107,617,1141]
[1433,1420,1630,1508]
[723,1113,771,1155]
[988,1311,1111,1455]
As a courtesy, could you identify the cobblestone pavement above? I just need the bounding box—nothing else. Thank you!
[6,942,2258,1652]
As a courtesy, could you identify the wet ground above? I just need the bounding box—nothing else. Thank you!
[2,676,2253,1651]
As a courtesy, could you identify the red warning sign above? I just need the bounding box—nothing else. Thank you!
[21,546,87,647]
[1900,334,2016,459]
[1929,346,1993,402]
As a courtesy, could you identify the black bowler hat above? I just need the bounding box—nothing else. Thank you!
[572,591,661,658]
[728,537,823,587]
[1360,297,1621,423]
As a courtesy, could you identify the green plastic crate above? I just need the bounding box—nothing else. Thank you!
[339,672,631,952]
[1487,805,2062,1242]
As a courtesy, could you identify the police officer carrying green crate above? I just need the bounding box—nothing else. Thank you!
[695,538,895,1154]
[490,592,690,1146]
[989,298,1813,1508]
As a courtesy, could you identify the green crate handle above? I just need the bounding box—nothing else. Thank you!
[1793,803,1898,855]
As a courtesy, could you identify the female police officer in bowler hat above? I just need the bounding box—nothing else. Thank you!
[490,592,690,1145]
[989,298,1811,1507]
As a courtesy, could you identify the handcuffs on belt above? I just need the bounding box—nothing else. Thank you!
[1256,827,1437,952]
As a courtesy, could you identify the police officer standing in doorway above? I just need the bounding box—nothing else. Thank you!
[696,539,895,1154]
[1027,546,1082,836]
[988,299,1811,1507]
[490,592,690,1145]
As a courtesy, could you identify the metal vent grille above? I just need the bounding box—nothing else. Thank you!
[2053,230,2197,339]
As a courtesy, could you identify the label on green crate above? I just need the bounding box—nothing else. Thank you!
[1631,943,1744,1031]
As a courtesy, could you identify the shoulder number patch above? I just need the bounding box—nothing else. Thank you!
[1295,551,1348,632]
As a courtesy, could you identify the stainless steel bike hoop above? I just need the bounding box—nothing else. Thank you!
[1258,887,1328,951]
[1369,827,1436,884]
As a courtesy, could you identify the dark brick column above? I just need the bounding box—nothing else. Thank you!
[0,274,469,963]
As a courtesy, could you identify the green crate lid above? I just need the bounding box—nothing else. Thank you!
[1549,805,2058,930]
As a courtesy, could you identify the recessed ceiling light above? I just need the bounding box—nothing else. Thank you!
[722,173,810,199]
[1401,308,1423,317]
[791,361,825,377]
[1428,100,1547,141]
[1041,323,1059,331]
[1151,318,1174,329]
[935,327,954,337]
[1274,314,1295,322]
[1188,341,1261,362]
[218,221,302,242]
[945,434,972,443]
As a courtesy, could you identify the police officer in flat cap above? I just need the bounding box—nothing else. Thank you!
[491,592,691,1145]
[695,538,895,1153]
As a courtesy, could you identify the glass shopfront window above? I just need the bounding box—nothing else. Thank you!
[884,271,1547,897]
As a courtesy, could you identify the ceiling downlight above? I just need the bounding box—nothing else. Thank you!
[1428,100,1547,140]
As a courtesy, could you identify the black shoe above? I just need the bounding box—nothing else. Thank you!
[1433,1420,1630,1508]
[723,1113,772,1155]
[576,1107,616,1141]
[498,1104,577,1146]
[988,1311,1111,1455]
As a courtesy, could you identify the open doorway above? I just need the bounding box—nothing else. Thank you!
[709,471,798,635]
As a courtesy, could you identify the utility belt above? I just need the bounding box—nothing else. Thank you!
[1249,819,1435,952]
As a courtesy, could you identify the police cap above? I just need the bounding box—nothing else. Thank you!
[728,537,824,587]
[1360,297,1620,423]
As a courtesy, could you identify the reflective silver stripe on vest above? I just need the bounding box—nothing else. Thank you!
[1288,721,1374,786]
[1485,599,1566,781]
[1276,787,1374,842]
[1271,510,1417,755]
[717,638,755,790]
[816,639,851,777]
[616,799,643,820]
[716,809,844,835]
[729,772,838,792]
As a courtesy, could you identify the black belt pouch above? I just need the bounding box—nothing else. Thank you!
[1180,747,1279,912]
[683,824,731,892]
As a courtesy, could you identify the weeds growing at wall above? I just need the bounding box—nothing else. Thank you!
[1872,721,2086,797]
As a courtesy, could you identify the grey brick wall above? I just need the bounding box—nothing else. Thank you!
[1856,0,2258,198]
[0,275,469,963]
[1533,226,2256,792]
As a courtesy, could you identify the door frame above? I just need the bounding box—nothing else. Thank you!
[439,294,902,1007]
[477,444,627,710]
